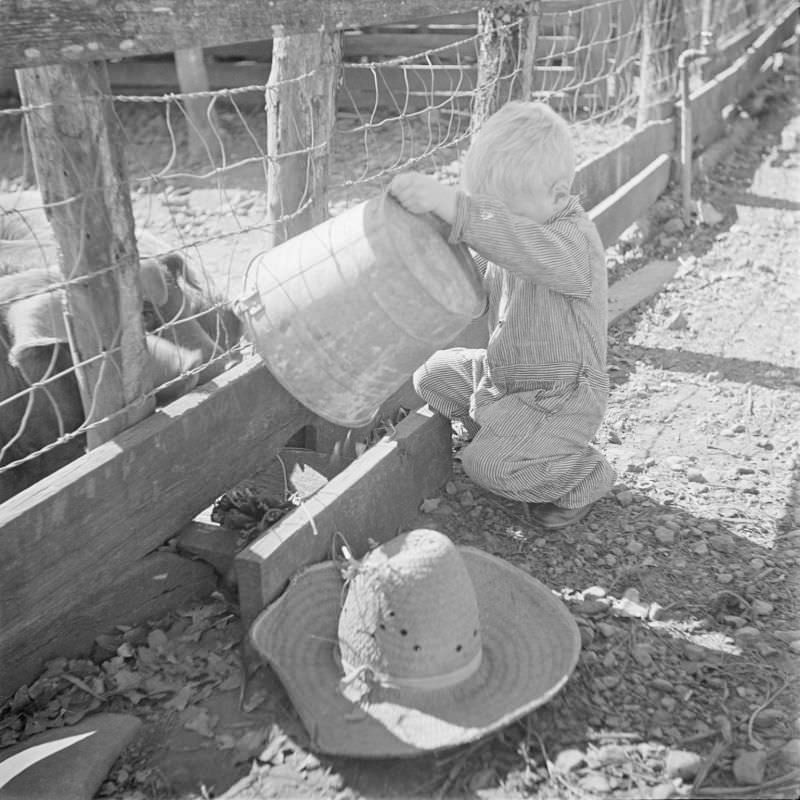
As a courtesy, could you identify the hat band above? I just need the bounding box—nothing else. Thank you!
[340,648,483,692]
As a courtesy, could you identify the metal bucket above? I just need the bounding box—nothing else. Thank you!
[236,193,486,427]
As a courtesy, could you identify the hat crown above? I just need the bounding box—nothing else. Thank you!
[337,529,482,689]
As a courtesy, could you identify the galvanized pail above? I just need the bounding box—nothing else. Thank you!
[236,193,486,427]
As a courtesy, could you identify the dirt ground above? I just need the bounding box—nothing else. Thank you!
[1,64,800,800]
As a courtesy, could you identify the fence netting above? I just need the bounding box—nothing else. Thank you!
[0,0,794,500]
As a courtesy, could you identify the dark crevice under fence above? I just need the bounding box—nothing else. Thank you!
[0,0,797,697]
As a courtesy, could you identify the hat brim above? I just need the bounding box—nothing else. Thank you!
[250,547,581,758]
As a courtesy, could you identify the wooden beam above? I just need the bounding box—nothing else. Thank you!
[235,405,452,629]
[0,552,217,696]
[15,61,154,447]
[607,259,679,327]
[589,152,672,248]
[574,118,675,212]
[0,357,314,697]
[689,5,798,151]
[0,1,497,70]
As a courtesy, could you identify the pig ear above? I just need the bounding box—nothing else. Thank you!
[161,253,186,281]
[139,259,169,306]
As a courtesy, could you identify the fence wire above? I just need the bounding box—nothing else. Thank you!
[0,0,794,500]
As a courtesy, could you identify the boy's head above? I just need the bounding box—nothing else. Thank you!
[461,101,575,222]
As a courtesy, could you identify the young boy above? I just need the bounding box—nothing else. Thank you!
[389,100,615,529]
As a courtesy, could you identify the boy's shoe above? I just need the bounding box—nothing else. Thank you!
[525,501,594,530]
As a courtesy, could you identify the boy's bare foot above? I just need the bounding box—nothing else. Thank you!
[525,501,594,530]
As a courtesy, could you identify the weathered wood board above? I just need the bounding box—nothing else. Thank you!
[235,405,452,629]
[0,0,495,70]
[1,552,217,697]
[589,153,673,249]
[607,260,679,327]
[574,119,675,212]
[0,358,313,698]
[689,5,798,152]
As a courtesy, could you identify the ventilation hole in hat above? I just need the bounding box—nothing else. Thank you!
[413,644,421,651]
[388,611,395,617]
[456,644,463,652]
[400,629,408,636]
[473,629,478,636]
[379,623,385,630]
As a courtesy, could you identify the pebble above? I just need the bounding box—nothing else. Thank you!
[709,533,736,553]
[579,774,611,793]
[665,456,686,471]
[575,599,608,616]
[750,599,773,616]
[554,748,585,773]
[616,489,634,507]
[597,622,623,638]
[651,678,674,692]
[632,644,654,667]
[686,468,706,483]
[732,750,766,785]
[627,540,644,554]
[772,630,800,643]
[654,527,675,545]
[692,541,709,555]
[752,708,783,729]
[683,643,705,661]
[717,573,734,584]
[664,749,703,779]
[735,626,761,641]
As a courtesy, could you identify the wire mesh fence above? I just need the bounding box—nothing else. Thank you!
[0,0,794,501]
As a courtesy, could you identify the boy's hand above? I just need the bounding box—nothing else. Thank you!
[389,172,457,225]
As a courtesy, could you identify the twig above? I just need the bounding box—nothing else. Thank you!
[59,673,107,701]
[694,768,800,798]
[746,678,791,750]
[691,738,727,794]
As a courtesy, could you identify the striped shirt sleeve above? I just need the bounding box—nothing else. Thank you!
[448,191,592,298]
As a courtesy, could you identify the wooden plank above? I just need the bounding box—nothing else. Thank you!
[574,118,675,212]
[0,552,217,696]
[235,405,452,629]
[0,357,314,696]
[607,260,679,327]
[589,153,672,249]
[689,5,798,151]
[0,0,495,70]
[15,61,154,447]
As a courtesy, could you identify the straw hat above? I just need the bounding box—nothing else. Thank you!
[250,529,580,758]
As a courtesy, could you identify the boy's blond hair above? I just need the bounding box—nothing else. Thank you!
[461,101,575,201]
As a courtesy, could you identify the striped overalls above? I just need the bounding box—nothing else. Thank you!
[413,192,616,509]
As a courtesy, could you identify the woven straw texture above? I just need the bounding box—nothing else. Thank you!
[250,532,581,758]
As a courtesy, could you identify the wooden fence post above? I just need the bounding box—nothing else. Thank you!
[473,7,513,131]
[264,26,341,248]
[174,47,219,163]
[15,62,154,448]
[517,0,541,101]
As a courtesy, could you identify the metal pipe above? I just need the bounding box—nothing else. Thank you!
[678,23,714,223]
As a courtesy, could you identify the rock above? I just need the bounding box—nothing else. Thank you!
[709,533,736,553]
[790,641,800,654]
[554,748,586,773]
[734,626,761,642]
[753,708,783,729]
[750,599,773,616]
[664,749,703,779]
[683,643,705,661]
[651,782,678,799]
[732,750,767,785]
[651,678,674,693]
[654,527,675,545]
[0,713,142,800]
[597,622,623,638]
[616,489,635,507]
[717,572,734,584]
[666,310,689,331]
[772,630,800,643]
[692,541,709,556]
[780,739,800,766]
[623,588,640,603]
[579,774,611,793]
[575,599,608,616]
[697,200,724,226]
[632,644,654,667]
[665,456,686,471]
[686,468,706,483]
[627,540,644,554]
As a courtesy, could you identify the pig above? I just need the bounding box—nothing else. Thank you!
[0,213,242,502]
